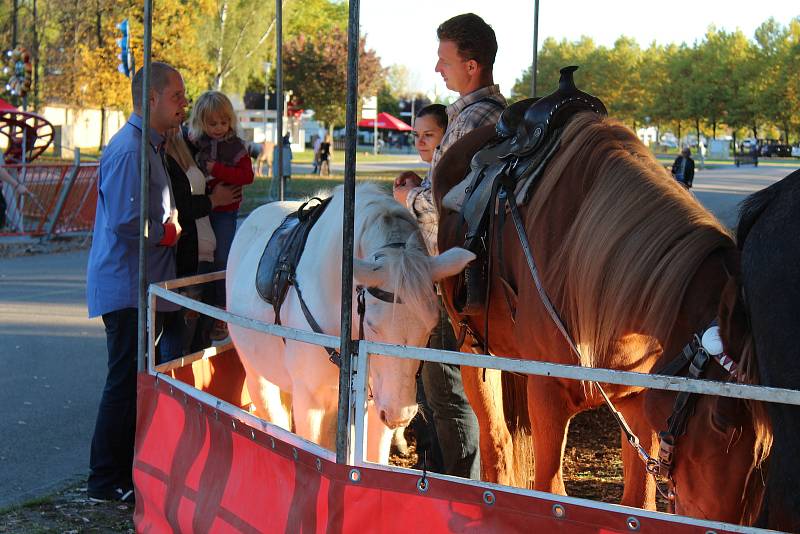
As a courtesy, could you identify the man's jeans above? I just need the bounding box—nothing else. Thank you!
[421,303,480,479]
[88,308,138,493]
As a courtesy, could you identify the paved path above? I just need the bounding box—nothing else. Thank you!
[0,250,105,509]
[0,161,796,510]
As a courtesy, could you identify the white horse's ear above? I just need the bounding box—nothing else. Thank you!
[428,247,476,282]
[353,258,390,287]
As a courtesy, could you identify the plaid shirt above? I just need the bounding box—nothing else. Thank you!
[406,84,506,255]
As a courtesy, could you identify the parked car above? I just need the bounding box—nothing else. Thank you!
[760,139,792,157]
[792,145,800,158]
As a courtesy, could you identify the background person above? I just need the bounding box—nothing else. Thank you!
[271,132,293,199]
[393,13,507,481]
[85,62,187,503]
[0,166,33,230]
[671,147,695,188]
[187,91,254,342]
[318,134,332,176]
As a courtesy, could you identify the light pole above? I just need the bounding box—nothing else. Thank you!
[263,61,271,145]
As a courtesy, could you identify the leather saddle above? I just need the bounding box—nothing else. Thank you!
[255,196,332,323]
[449,66,607,315]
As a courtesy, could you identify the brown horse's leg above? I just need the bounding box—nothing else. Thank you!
[461,365,514,485]
[526,376,574,495]
[615,392,658,510]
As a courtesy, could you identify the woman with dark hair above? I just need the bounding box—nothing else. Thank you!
[392,104,448,206]
[391,103,449,471]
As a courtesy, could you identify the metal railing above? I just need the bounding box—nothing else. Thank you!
[0,150,99,242]
[146,275,793,533]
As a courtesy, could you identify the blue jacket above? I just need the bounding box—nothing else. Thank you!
[86,114,178,317]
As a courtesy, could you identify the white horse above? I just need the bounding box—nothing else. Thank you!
[226,183,474,463]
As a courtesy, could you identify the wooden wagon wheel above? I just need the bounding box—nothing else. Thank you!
[0,110,55,164]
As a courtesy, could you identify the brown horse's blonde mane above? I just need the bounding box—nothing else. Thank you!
[528,113,734,368]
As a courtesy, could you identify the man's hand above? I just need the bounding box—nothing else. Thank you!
[209,183,242,208]
[205,160,216,174]
[393,171,422,189]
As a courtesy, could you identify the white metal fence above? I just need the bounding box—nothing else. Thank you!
[147,274,796,533]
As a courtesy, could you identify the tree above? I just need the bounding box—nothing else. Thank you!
[283,27,384,131]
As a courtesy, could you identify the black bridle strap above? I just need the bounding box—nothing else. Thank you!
[293,279,344,367]
[503,184,657,470]
[364,286,400,304]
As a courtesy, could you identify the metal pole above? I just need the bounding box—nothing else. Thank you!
[137,0,153,374]
[531,0,539,98]
[373,116,378,155]
[263,62,271,150]
[335,0,360,465]
[42,148,81,242]
[275,0,284,201]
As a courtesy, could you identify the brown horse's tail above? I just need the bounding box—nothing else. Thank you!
[502,371,534,488]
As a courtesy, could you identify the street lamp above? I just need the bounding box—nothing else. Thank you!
[263,61,271,144]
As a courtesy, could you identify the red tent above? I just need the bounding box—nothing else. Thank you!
[0,97,17,111]
[358,112,412,131]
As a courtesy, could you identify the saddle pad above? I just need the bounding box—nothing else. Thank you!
[255,197,332,307]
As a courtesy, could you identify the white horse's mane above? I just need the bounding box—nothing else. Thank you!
[316,182,438,321]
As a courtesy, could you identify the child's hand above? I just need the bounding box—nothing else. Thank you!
[205,160,216,173]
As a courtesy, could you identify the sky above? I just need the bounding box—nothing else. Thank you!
[360,0,799,100]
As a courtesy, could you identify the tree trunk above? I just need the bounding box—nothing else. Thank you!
[99,107,106,151]
[215,1,229,91]
[712,120,717,140]
[32,0,39,111]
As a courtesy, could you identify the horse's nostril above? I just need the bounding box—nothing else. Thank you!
[380,410,387,424]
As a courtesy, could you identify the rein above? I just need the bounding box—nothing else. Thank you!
[471,166,740,506]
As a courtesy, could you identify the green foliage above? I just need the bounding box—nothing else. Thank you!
[512,16,800,143]
[283,27,384,128]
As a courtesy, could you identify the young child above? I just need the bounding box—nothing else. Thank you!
[188,91,254,340]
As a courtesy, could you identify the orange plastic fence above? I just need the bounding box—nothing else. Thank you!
[0,162,99,237]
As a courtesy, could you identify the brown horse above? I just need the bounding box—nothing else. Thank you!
[433,112,771,523]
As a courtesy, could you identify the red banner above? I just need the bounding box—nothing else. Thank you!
[134,356,741,533]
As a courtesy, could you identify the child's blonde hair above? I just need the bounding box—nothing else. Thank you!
[188,90,238,141]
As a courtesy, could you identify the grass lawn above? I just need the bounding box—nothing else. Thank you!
[291,149,418,164]
[239,172,420,214]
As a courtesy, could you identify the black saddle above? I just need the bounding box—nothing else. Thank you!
[255,197,332,323]
[454,66,607,315]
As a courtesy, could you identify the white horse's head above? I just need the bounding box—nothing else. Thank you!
[351,185,475,428]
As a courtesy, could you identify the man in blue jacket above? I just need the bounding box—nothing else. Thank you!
[85,62,187,502]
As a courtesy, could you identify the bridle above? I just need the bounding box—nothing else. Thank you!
[289,241,406,369]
